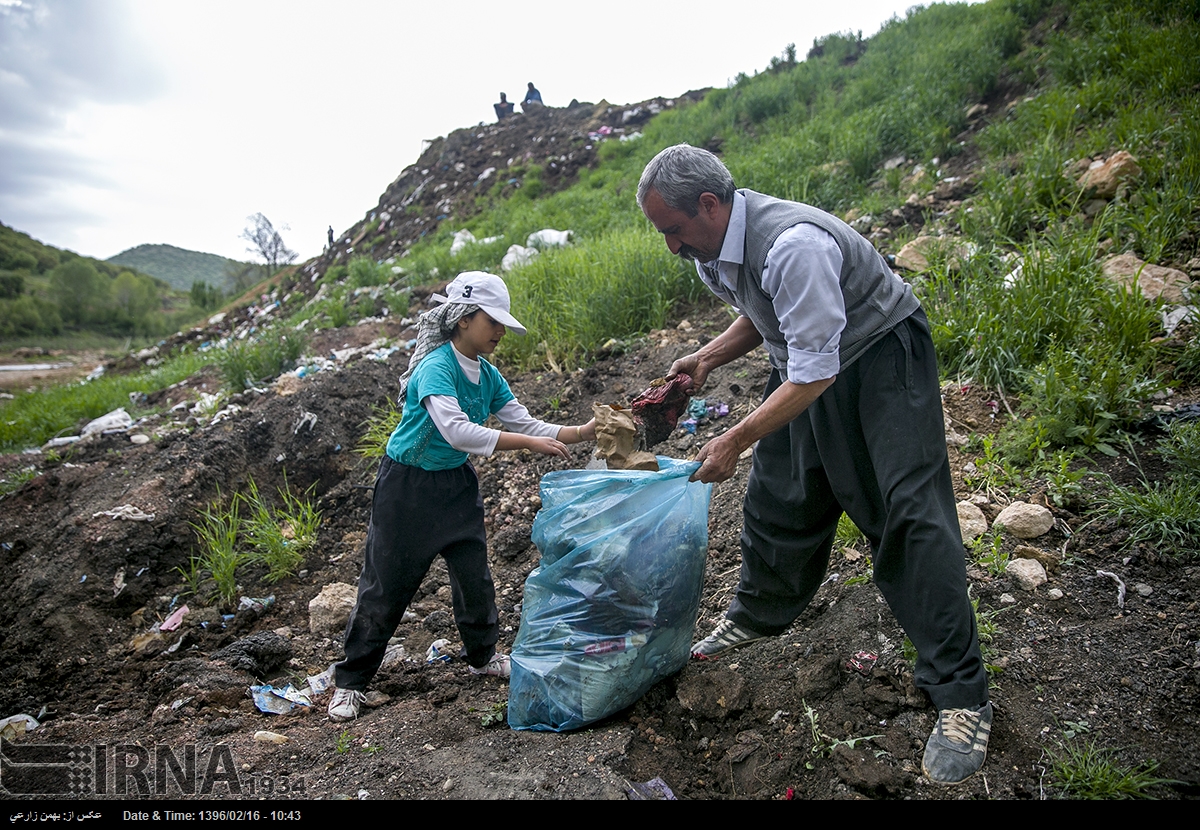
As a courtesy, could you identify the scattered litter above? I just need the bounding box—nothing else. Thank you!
[526,228,573,249]
[0,714,39,739]
[79,574,86,583]
[249,684,313,715]
[1162,305,1197,337]
[501,244,538,272]
[210,404,243,424]
[238,595,275,614]
[160,604,190,632]
[380,643,407,670]
[307,666,335,696]
[426,639,452,664]
[81,408,132,437]
[254,730,290,745]
[93,504,156,522]
[846,651,878,674]
[42,435,81,450]
[112,568,126,598]
[129,433,151,445]
[84,365,105,382]
[626,777,676,800]
[1096,569,1127,609]
[293,410,318,434]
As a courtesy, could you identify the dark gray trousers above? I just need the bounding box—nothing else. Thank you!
[334,457,499,691]
[728,309,988,710]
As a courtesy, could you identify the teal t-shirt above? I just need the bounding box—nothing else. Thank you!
[385,342,515,470]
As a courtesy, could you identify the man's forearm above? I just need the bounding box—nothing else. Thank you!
[696,315,764,373]
[725,376,835,453]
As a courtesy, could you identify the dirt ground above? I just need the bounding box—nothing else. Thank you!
[1,294,1197,803]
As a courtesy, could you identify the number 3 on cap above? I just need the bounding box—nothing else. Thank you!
[463,285,473,298]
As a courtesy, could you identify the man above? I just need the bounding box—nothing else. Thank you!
[494,92,515,121]
[637,143,991,786]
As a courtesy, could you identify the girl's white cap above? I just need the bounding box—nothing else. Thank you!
[432,271,527,336]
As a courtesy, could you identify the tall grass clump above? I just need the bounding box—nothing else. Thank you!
[215,324,306,391]
[356,401,402,459]
[1096,422,1200,558]
[242,476,320,583]
[191,492,244,606]
[0,350,211,452]
[1049,738,1174,799]
[497,229,702,370]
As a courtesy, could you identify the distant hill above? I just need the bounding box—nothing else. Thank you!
[108,244,245,292]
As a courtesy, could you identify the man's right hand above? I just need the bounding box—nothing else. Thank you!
[667,353,709,393]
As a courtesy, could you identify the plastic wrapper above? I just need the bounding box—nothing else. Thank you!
[508,457,711,731]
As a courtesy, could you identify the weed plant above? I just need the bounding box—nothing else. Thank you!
[1095,422,1200,557]
[1049,739,1173,799]
[215,325,306,391]
[0,350,211,452]
[0,466,36,499]
[192,494,244,606]
[240,476,320,583]
[356,401,402,459]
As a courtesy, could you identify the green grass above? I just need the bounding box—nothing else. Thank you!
[214,324,306,391]
[356,401,402,459]
[0,349,212,452]
[1049,738,1173,799]
[191,492,244,607]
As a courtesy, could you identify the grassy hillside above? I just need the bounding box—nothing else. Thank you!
[107,243,245,292]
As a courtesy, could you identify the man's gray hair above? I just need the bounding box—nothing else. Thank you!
[637,144,736,216]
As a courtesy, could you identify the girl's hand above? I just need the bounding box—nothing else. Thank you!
[578,418,596,442]
[527,436,570,458]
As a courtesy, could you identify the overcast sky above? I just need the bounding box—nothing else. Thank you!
[0,0,962,264]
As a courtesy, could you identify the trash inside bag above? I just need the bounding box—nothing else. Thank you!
[508,457,711,731]
[631,374,692,447]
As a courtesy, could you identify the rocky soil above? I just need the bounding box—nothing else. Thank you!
[1,293,1197,802]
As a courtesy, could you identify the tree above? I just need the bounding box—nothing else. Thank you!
[240,213,297,277]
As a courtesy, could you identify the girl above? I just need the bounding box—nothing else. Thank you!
[329,271,597,721]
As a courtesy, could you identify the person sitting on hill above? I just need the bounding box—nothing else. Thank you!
[494,93,514,121]
[522,82,543,109]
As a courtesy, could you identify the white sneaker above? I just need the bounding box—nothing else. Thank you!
[468,653,511,678]
[327,687,366,721]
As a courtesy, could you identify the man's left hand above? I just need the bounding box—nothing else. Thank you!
[691,432,744,483]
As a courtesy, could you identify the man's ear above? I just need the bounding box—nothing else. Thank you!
[698,191,721,217]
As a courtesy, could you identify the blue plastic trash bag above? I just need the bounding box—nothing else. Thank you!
[508,457,712,731]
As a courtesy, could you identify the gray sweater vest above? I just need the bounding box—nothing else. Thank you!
[735,189,919,375]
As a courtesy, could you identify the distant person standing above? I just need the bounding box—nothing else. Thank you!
[327,225,335,251]
[522,82,543,109]
[494,92,515,121]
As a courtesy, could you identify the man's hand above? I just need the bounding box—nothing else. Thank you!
[667,353,708,393]
[691,431,743,483]
[665,316,763,394]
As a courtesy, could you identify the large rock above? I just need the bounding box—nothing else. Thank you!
[957,501,988,544]
[309,582,358,635]
[1006,558,1048,591]
[994,502,1053,539]
[1077,150,1142,199]
[1101,253,1192,304]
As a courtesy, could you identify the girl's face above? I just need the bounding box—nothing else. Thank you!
[454,311,506,360]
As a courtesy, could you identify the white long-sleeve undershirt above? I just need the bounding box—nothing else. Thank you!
[422,343,562,456]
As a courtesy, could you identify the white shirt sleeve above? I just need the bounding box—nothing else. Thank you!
[425,396,562,456]
[761,223,846,384]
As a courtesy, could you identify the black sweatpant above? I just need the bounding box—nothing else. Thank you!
[333,457,499,691]
[727,309,988,710]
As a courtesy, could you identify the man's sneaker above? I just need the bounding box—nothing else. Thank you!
[469,653,511,678]
[327,688,366,722]
[922,702,993,785]
[691,619,767,659]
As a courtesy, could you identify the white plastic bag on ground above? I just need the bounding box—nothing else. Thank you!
[501,244,539,272]
[82,408,133,437]
[526,229,573,249]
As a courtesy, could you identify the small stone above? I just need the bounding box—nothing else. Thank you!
[999,593,1017,605]
[995,501,1054,538]
[1135,583,1153,597]
[956,501,988,544]
[253,731,289,745]
[129,434,151,445]
[1047,588,1064,600]
[1006,558,1048,591]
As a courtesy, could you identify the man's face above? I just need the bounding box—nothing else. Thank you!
[641,188,728,263]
